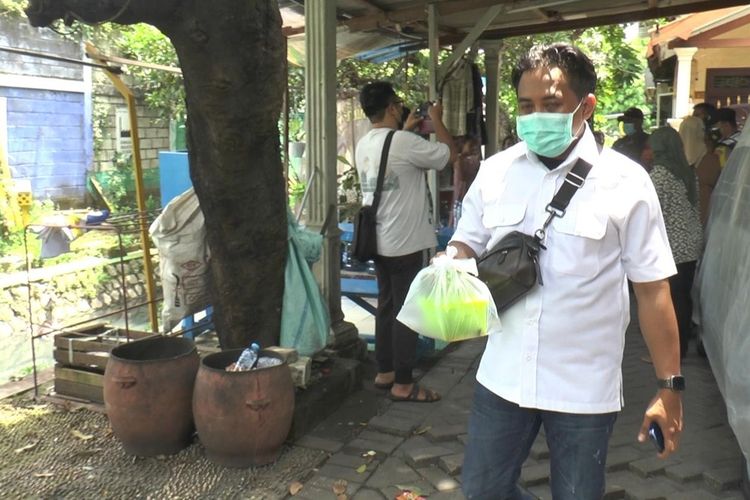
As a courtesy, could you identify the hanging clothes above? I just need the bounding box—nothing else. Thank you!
[466,63,488,145]
[441,59,473,137]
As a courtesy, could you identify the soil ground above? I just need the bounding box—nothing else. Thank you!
[0,381,327,499]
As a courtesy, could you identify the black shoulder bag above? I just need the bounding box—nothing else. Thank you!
[477,158,593,312]
[351,130,396,262]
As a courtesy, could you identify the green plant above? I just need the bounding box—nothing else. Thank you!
[288,170,306,210]
[288,114,305,142]
[0,0,26,17]
[114,24,185,123]
[337,155,360,202]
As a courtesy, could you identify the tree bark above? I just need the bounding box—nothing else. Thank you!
[27,0,287,349]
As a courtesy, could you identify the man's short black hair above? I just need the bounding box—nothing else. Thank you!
[359,81,398,122]
[693,102,717,124]
[715,107,737,128]
[511,43,597,101]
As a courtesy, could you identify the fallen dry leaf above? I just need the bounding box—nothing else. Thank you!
[332,479,348,495]
[413,425,431,435]
[395,492,425,500]
[71,430,94,441]
[395,485,424,499]
[72,448,102,459]
[289,481,304,496]
[14,442,38,454]
[355,464,367,474]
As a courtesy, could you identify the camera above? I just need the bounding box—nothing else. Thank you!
[416,101,433,118]
[415,102,434,134]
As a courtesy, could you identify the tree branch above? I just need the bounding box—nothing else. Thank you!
[25,0,183,28]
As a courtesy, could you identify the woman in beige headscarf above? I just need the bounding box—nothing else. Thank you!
[678,116,721,226]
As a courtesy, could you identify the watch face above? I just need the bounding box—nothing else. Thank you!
[672,376,686,391]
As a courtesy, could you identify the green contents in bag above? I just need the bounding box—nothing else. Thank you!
[417,296,489,342]
[397,249,500,344]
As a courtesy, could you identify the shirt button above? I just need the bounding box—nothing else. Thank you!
[526,355,532,362]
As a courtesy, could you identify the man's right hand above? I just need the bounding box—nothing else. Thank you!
[428,101,444,122]
[444,241,478,260]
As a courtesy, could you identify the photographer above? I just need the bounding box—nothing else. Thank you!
[355,81,455,403]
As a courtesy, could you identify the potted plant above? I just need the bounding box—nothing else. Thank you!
[288,115,306,159]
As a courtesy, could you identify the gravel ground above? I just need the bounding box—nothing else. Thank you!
[0,393,327,499]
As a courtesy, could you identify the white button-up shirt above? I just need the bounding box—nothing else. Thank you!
[452,126,676,414]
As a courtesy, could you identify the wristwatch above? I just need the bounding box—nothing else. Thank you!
[657,375,686,392]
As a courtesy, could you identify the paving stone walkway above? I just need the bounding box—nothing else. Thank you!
[291,305,746,499]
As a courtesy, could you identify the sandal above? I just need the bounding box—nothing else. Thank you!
[388,383,441,403]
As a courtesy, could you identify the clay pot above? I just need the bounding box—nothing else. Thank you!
[104,336,199,456]
[193,349,294,467]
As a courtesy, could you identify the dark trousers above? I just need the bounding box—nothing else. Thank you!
[374,250,425,384]
[462,384,617,500]
[670,260,696,359]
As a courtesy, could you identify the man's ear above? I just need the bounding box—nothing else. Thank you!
[582,94,597,121]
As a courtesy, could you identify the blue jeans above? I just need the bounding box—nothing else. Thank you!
[462,383,617,500]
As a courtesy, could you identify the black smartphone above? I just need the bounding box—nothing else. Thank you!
[648,421,665,453]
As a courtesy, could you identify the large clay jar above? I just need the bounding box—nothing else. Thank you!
[193,349,295,468]
[104,336,199,456]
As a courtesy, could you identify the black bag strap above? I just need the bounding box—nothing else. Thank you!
[535,157,593,241]
[371,130,397,212]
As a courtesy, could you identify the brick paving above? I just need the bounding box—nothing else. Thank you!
[292,304,747,499]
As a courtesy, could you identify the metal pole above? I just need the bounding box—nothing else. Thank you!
[23,226,38,398]
[86,42,159,332]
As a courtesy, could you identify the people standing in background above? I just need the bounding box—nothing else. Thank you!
[678,116,721,227]
[355,81,455,403]
[612,107,651,169]
[713,107,741,168]
[648,127,702,359]
[692,102,717,127]
[449,137,481,227]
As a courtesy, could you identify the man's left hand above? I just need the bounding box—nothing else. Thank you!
[403,109,422,132]
[638,390,683,458]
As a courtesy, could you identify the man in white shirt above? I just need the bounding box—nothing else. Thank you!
[449,44,684,499]
[355,81,455,402]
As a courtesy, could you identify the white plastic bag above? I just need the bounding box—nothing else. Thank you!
[397,247,500,342]
[149,187,211,332]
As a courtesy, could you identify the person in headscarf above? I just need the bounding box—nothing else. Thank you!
[648,126,702,359]
[678,116,721,227]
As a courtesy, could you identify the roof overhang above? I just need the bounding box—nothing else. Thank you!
[280,0,750,63]
[646,5,750,61]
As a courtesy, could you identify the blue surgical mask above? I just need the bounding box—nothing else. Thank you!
[516,100,585,158]
[623,123,636,136]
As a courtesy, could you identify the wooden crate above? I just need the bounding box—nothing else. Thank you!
[52,325,155,403]
[54,325,155,372]
[54,365,104,404]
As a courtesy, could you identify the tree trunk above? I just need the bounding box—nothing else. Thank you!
[27,0,287,349]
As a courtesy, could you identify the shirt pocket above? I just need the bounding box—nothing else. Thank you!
[482,203,526,230]
[548,203,607,278]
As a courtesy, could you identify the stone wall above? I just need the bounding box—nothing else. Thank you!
[0,18,83,80]
[0,254,161,382]
[93,89,172,172]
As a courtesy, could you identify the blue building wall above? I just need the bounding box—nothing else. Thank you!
[0,87,86,201]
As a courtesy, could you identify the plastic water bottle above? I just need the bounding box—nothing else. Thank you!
[234,342,260,371]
